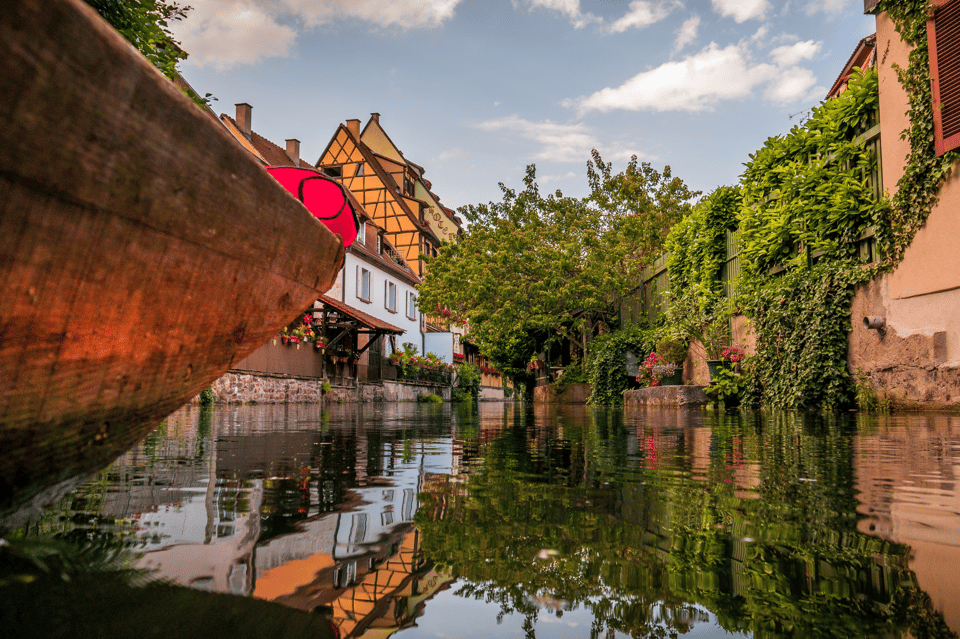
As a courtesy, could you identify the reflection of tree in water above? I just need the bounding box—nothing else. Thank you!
[417,408,958,638]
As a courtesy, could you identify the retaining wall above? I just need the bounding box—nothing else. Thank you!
[205,372,450,404]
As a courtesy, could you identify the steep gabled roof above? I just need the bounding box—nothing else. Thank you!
[220,113,315,169]
[335,123,439,242]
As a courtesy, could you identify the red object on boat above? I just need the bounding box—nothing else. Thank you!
[267,167,360,247]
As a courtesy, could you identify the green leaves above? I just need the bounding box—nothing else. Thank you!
[419,155,697,382]
[738,69,883,279]
[85,1,213,107]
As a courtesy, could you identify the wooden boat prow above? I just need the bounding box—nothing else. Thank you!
[0,0,343,518]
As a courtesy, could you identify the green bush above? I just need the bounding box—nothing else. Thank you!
[704,365,749,409]
[198,387,215,406]
[586,324,661,405]
[656,336,687,365]
[417,393,443,404]
[453,363,481,403]
[452,388,474,403]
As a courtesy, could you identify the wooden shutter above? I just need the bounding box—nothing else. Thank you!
[928,0,960,155]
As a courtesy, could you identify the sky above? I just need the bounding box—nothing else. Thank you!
[171,0,877,211]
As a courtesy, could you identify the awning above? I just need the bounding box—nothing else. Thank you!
[318,295,404,334]
[313,295,405,358]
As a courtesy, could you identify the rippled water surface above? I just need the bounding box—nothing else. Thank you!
[4,403,960,638]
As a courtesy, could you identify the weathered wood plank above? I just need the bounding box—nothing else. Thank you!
[0,0,343,516]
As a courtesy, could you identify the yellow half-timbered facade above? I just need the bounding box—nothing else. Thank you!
[316,114,461,277]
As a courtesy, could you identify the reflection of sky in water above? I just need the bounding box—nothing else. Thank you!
[133,485,213,549]
[403,591,748,639]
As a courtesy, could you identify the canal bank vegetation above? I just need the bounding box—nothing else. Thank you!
[418,152,698,397]
[661,68,885,411]
[416,411,958,638]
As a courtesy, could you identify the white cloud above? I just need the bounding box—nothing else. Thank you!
[281,0,463,29]
[540,171,577,184]
[172,0,463,69]
[173,2,296,70]
[476,115,599,162]
[770,40,821,66]
[673,15,700,53]
[607,1,679,34]
[751,24,771,44]
[710,0,768,23]
[516,0,601,28]
[437,148,466,161]
[765,67,820,104]
[475,116,651,165]
[805,0,854,16]
[571,42,778,114]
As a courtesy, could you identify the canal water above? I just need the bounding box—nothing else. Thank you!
[3,402,960,638]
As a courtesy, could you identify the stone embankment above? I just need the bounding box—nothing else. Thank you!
[624,386,709,407]
[201,371,455,404]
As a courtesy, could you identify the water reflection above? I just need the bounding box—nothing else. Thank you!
[3,403,959,638]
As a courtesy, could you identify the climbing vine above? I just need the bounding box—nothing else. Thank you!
[661,70,882,409]
[586,324,660,405]
[737,69,886,279]
[666,185,741,309]
[876,0,959,265]
[740,261,865,409]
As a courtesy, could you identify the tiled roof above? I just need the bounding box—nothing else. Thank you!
[221,114,314,169]
[319,295,405,334]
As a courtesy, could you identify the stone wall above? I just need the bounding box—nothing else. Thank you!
[624,386,709,407]
[480,386,512,402]
[205,372,451,404]
[849,276,960,408]
[533,383,591,404]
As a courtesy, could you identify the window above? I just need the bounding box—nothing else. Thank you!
[357,221,366,246]
[376,234,382,255]
[929,0,960,155]
[406,292,417,321]
[357,267,371,302]
[385,281,397,312]
[321,165,342,178]
[355,162,364,176]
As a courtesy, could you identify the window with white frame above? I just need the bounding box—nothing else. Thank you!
[376,234,382,255]
[406,292,417,321]
[357,267,371,303]
[357,221,366,245]
[385,281,397,312]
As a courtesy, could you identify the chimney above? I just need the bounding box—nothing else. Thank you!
[235,103,252,138]
[370,112,380,124]
[285,138,300,164]
[346,119,360,137]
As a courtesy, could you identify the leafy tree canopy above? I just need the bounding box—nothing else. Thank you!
[418,152,698,380]
[85,1,212,106]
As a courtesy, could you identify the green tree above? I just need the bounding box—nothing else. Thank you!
[85,1,212,106]
[418,154,697,386]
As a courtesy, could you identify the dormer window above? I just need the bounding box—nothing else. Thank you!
[322,166,342,179]
[377,235,382,255]
[358,222,366,246]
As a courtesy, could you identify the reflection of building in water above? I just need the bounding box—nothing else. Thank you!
[41,404,459,634]
[855,419,960,632]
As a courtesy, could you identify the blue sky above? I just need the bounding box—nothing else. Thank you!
[172,0,876,210]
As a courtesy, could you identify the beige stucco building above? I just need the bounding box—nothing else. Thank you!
[848,2,960,407]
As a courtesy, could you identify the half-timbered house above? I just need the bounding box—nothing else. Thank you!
[316,114,462,278]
